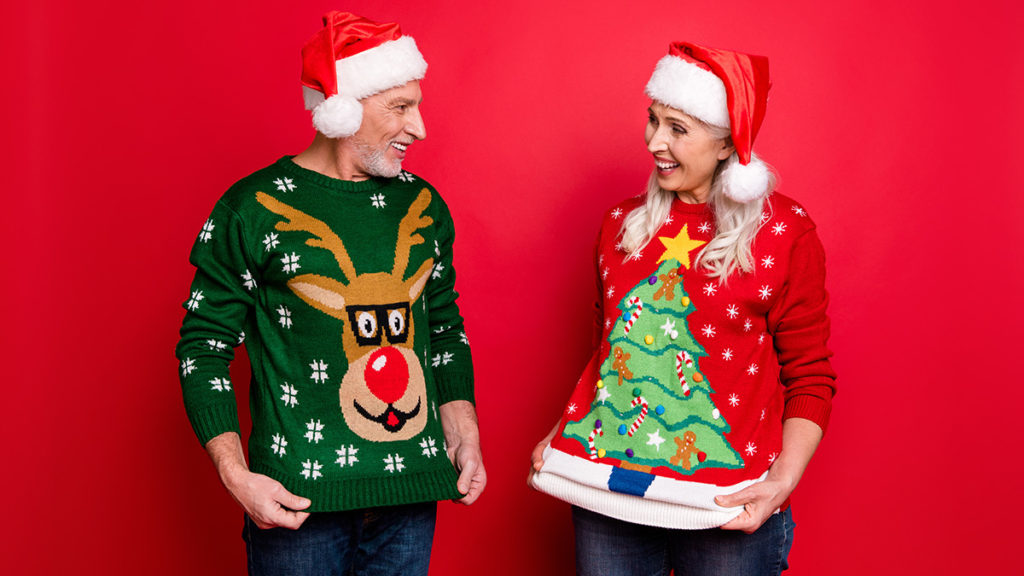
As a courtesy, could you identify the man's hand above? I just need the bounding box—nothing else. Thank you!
[439,400,486,505]
[206,432,311,530]
[530,423,559,473]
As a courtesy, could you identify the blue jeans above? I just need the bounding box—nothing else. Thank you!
[242,502,437,576]
[573,506,795,576]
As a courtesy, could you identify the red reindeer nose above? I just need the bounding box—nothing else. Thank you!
[364,347,409,405]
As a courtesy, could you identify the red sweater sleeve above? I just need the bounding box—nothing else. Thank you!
[767,228,837,432]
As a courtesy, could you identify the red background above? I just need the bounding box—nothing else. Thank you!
[4,1,1023,574]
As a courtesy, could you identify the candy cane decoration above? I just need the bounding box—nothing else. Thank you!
[627,396,649,436]
[675,352,691,396]
[588,420,604,460]
[623,297,643,335]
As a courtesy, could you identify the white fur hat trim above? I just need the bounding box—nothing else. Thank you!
[305,35,427,138]
[645,55,729,128]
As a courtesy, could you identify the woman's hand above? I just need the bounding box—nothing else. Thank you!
[715,471,796,533]
[530,422,560,476]
[717,417,824,533]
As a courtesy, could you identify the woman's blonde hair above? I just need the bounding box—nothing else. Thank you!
[619,121,776,280]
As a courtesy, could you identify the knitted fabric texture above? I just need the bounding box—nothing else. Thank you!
[176,157,473,511]
[532,192,835,529]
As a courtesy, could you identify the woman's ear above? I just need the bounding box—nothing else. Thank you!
[718,138,736,161]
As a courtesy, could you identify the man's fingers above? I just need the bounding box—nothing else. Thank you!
[456,457,479,494]
[275,486,312,511]
[531,443,546,471]
[715,488,751,509]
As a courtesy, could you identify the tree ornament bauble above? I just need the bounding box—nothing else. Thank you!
[698,451,707,463]
[312,95,363,138]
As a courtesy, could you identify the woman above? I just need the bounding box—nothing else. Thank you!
[530,42,836,575]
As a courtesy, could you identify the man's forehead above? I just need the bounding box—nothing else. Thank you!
[378,81,423,105]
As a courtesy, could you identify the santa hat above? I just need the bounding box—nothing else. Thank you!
[645,42,772,203]
[300,11,427,138]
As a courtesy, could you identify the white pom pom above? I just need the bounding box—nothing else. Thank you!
[720,154,772,203]
[312,95,362,138]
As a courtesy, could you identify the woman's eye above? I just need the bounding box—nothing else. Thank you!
[673,125,688,135]
[357,311,377,338]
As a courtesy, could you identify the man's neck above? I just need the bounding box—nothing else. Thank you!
[292,133,370,181]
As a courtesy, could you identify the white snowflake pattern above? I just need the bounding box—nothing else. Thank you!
[280,383,298,407]
[281,253,301,274]
[611,208,623,219]
[601,267,610,280]
[206,339,227,352]
[760,409,766,421]
[768,452,778,464]
[277,305,292,329]
[626,248,644,262]
[701,324,716,338]
[728,393,740,407]
[604,318,612,329]
[263,232,279,251]
[398,171,416,182]
[180,358,196,377]
[274,177,296,192]
[241,270,257,291]
[566,403,577,415]
[772,222,787,236]
[760,211,771,224]
[596,387,611,404]
[459,332,470,345]
[698,221,712,234]
[745,442,758,456]
[238,331,246,345]
[758,333,766,345]
[721,348,734,361]
[726,304,739,319]
[371,193,387,209]
[300,459,323,480]
[335,444,359,467]
[598,254,605,266]
[431,261,445,279]
[434,240,441,256]
[420,437,438,457]
[743,318,753,332]
[703,283,718,296]
[792,205,806,217]
[761,255,775,269]
[758,285,773,300]
[304,419,324,444]
[272,434,287,456]
[186,290,204,311]
[746,363,759,376]
[198,219,214,243]
[664,214,674,225]
[383,453,405,473]
[433,325,449,334]
[310,360,329,384]
[209,377,231,392]
[431,352,455,367]
[606,286,616,298]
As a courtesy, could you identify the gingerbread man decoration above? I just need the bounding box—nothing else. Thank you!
[653,268,683,301]
[670,430,706,471]
[611,346,634,386]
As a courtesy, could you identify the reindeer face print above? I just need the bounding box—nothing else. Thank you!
[256,189,435,442]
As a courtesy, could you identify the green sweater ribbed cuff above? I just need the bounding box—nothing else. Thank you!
[187,403,241,446]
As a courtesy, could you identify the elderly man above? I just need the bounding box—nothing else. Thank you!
[176,11,485,575]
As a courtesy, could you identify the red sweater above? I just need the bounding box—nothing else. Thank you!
[532,192,836,529]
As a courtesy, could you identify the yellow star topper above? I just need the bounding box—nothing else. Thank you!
[657,224,707,269]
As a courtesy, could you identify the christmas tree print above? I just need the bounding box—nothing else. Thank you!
[563,257,743,476]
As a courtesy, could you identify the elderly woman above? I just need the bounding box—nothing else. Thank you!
[530,42,836,575]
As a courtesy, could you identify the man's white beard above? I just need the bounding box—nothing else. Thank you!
[356,140,402,178]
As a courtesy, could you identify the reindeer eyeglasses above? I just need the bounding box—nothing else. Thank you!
[346,303,411,346]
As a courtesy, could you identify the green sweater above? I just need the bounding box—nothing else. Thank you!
[176,157,474,511]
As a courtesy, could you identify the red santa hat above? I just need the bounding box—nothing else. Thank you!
[301,11,427,138]
[645,42,772,203]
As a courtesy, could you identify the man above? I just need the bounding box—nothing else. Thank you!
[176,11,485,575]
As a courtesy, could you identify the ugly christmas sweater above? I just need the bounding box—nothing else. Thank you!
[532,192,836,529]
[176,157,474,512]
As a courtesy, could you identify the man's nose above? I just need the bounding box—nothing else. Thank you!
[407,108,426,141]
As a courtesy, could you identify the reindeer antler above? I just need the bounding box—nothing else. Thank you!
[256,192,358,282]
[393,189,434,278]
